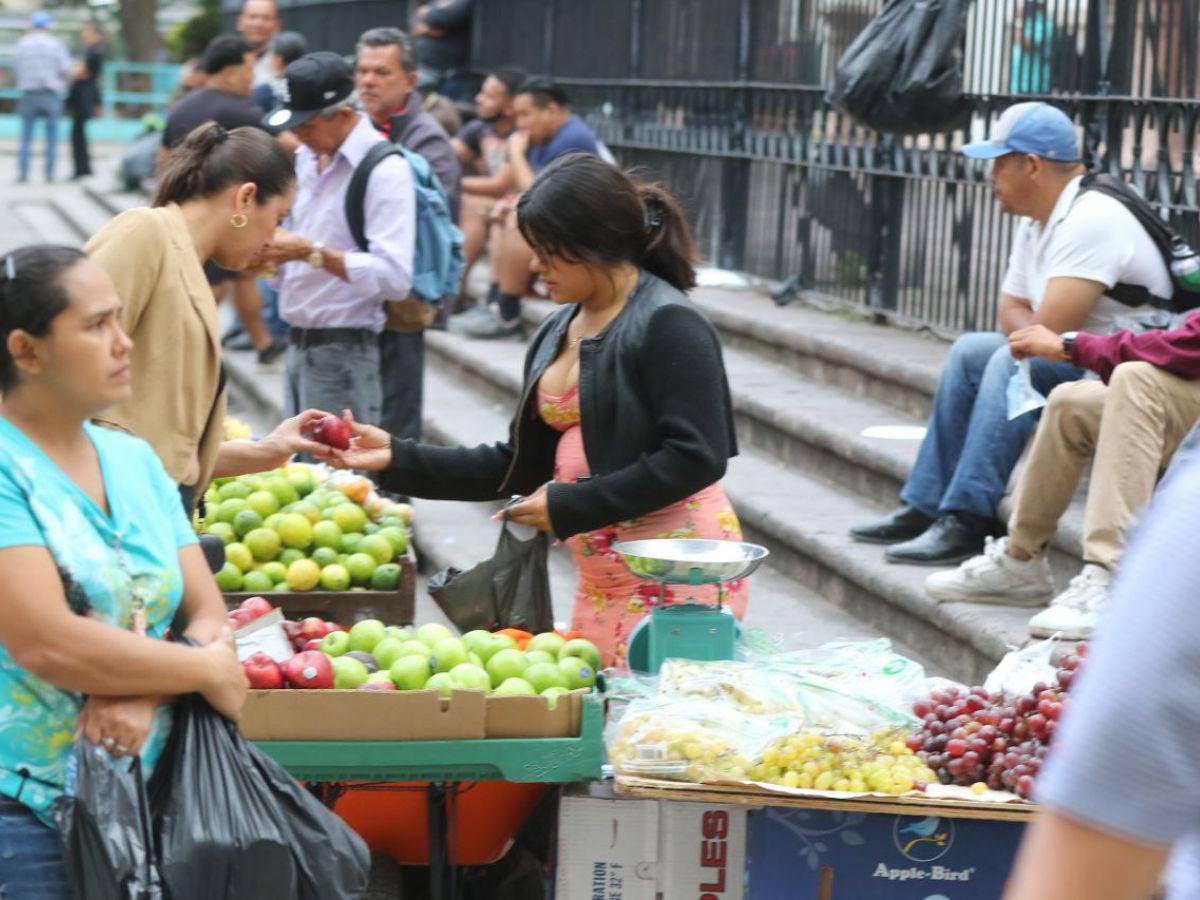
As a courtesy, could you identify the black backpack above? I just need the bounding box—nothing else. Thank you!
[1079,173,1200,313]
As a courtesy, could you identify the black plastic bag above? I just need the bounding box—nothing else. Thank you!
[428,522,554,633]
[54,741,164,900]
[826,0,973,135]
[149,694,370,900]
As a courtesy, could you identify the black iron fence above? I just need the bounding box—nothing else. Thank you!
[471,0,1200,334]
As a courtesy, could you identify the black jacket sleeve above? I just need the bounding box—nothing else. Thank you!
[545,304,735,539]
[379,437,514,500]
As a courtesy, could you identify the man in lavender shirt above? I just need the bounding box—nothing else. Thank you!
[260,52,415,426]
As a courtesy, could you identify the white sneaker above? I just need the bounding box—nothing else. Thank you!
[1027,564,1111,639]
[925,536,1054,605]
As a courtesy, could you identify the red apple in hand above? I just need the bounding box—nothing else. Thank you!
[284,650,334,689]
[242,652,284,689]
[240,596,273,620]
[304,415,352,451]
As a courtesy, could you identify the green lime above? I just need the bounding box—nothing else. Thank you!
[362,523,380,535]
[244,528,282,562]
[320,564,351,592]
[225,542,253,573]
[311,546,340,568]
[275,513,314,550]
[279,548,305,567]
[273,582,291,593]
[260,561,288,583]
[242,570,274,593]
[216,498,247,524]
[263,476,299,508]
[358,533,394,565]
[233,509,264,538]
[370,563,401,591]
[312,520,343,549]
[345,552,377,585]
[217,481,252,501]
[379,526,408,556]
[214,562,242,592]
[331,504,368,535]
[205,522,236,546]
[246,490,281,518]
[341,532,365,554]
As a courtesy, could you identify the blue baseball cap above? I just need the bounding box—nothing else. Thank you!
[961,102,1080,162]
[30,11,52,28]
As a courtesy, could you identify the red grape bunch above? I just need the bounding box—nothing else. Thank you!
[906,645,1086,799]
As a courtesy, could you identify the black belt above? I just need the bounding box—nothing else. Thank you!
[0,793,27,812]
[289,327,377,348]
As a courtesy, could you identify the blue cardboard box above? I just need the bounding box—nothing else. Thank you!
[746,806,1026,898]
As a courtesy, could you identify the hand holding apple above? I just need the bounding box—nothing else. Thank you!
[254,409,337,470]
[319,410,393,472]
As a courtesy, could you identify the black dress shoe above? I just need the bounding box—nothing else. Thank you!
[885,514,992,566]
[850,505,935,545]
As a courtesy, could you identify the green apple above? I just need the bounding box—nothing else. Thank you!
[384,625,412,643]
[485,648,529,688]
[524,661,569,693]
[320,630,351,657]
[558,656,596,690]
[558,638,601,671]
[448,663,490,691]
[396,640,433,660]
[476,634,516,663]
[468,652,484,668]
[527,632,566,657]
[424,672,455,698]
[367,670,395,685]
[372,637,409,670]
[390,655,432,690]
[541,686,571,709]
[523,650,556,668]
[431,637,469,674]
[461,630,493,653]
[348,619,386,653]
[415,622,454,648]
[332,656,370,689]
[492,677,536,696]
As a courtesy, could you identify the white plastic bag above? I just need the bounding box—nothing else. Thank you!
[1006,358,1047,420]
[984,635,1060,696]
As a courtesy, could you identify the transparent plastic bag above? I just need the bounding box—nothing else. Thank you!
[1007,358,1047,420]
[606,696,793,783]
[984,634,1060,696]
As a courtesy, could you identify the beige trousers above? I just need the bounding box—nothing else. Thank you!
[1009,361,1200,570]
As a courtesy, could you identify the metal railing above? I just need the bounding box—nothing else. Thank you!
[0,60,181,119]
[471,0,1200,334]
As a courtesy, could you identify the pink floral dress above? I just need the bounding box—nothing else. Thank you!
[538,385,749,668]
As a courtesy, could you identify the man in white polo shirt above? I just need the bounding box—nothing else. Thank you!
[851,102,1169,565]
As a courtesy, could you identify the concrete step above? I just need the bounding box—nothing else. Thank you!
[48,186,113,242]
[421,330,1052,682]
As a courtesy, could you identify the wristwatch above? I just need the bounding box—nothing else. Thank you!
[1061,331,1078,360]
[306,241,326,269]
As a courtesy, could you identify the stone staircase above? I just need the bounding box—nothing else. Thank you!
[45,182,1098,683]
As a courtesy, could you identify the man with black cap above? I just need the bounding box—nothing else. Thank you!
[258,51,416,431]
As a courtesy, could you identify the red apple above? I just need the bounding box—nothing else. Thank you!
[303,638,325,653]
[227,608,254,631]
[298,617,329,641]
[280,620,302,641]
[239,596,273,620]
[284,651,334,689]
[303,415,352,451]
[242,652,284,690]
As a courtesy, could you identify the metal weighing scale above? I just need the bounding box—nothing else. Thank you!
[613,538,769,674]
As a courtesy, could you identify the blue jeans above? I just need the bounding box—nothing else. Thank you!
[258,281,289,340]
[18,90,63,182]
[0,803,70,900]
[900,331,1083,522]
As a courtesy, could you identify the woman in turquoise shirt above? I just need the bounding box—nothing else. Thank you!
[0,245,248,899]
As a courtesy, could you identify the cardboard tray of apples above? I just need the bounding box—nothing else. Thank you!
[233,605,604,743]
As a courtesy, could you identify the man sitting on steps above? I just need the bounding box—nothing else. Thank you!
[851,102,1169,566]
[925,314,1200,639]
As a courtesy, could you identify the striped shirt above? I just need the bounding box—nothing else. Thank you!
[1036,454,1200,898]
[13,31,72,93]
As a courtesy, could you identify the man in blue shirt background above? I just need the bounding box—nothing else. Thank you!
[454,77,599,340]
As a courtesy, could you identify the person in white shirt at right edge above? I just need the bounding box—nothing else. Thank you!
[851,102,1169,574]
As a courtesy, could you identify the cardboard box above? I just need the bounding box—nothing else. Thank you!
[484,688,588,738]
[745,806,1025,899]
[238,688,486,741]
[555,781,747,900]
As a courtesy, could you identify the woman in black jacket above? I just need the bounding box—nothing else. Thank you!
[326,153,748,664]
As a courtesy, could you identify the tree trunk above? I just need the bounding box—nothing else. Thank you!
[120,0,158,62]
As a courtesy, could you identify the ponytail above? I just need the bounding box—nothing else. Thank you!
[517,153,698,293]
[153,123,294,208]
[636,182,697,292]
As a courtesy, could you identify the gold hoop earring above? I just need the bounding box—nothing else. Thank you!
[230,213,248,228]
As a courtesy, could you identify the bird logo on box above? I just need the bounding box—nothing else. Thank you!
[894,816,954,862]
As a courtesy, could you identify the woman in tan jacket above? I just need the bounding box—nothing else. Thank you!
[87,124,327,509]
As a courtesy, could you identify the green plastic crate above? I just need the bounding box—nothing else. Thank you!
[253,693,604,784]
